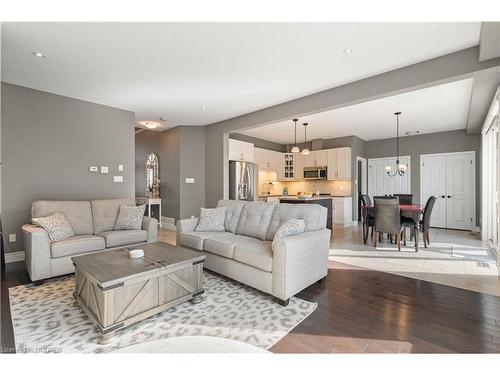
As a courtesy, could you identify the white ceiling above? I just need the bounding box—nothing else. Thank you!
[1,22,480,130]
[240,78,474,142]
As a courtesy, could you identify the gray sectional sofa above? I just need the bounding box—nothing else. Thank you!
[22,198,158,284]
[177,199,331,305]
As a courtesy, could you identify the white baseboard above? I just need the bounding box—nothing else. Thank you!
[161,216,176,231]
[5,251,25,263]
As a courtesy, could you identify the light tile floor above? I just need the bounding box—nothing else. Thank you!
[330,224,500,296]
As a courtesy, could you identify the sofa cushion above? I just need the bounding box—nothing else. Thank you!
[233,239,273,272]
[266,203,327,240]
[51,235,105,259]
[98,230,147,248]
[235,201,276,240]
[32,212,75,242]
[203,232,244,258]
[31,200,93,235]
[217,200,245,234]
[272,219,306,246]
[178,231,228,251]
[91,199,136,234]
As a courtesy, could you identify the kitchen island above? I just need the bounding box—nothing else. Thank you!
[279,196,333,229]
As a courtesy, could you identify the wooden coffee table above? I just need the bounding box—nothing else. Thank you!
[71,242,205,344]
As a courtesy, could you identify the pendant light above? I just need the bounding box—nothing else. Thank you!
[301,122,310,155]
[291,118,300,153]
[385,112,407,177]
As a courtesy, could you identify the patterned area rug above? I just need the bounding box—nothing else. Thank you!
[9,271,316,353]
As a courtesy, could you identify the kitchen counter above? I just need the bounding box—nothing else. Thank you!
[258,195,351,199]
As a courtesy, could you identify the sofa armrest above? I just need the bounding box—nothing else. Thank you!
[22,224,52,282]
[142,216,158,242]
[272,228,331,300]
[176,217,199,245]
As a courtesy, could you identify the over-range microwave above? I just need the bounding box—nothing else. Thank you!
[303,166,327,180]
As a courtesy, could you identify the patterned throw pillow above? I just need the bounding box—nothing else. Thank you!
[272,219,306,248]
[114,204,146,230]
[32,212,75,242]
[195,206,227,232]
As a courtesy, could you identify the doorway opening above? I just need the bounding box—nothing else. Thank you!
[356,157,367,222]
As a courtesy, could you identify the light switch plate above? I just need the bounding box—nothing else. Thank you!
[89,166,98,172]
[113,175,123,183]
[118,164,123,171]
[9,234,16,242]
[100,166,109,174]
[185,177,195,184]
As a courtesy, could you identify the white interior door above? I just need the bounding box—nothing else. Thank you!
[368,156,411,197]
[421,152,474,230]
[421,155,447,227]
[446,153,474,230]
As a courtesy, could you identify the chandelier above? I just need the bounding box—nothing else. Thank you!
[385,111,407,177]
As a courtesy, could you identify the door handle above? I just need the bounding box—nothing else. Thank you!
[441,195,445,198]
[447,195,452,199]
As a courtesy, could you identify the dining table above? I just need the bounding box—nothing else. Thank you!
[361,204,425,251]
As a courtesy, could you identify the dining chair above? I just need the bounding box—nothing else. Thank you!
[360,194,375,240]
[373,197,405,250]
[420,196,437,248]
[373,196,398,242]
[394,194,413,205]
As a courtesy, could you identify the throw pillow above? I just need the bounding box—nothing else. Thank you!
[32,212,75,242]
[272,219,306,248]
[114,204,146,230]
[195,206,227,232]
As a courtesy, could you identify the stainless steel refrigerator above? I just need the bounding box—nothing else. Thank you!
[229,161,257,201]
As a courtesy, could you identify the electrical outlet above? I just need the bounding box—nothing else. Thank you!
[118,164,123,171]
[185,177,195,184]
[9,234,16,242]
[113,175,123,183]
[89,166,98,172]
[100,166,109,174]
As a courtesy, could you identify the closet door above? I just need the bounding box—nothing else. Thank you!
[445,153,474,230]
[421,155,447,228]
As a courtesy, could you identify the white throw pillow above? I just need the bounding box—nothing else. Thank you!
[114,204,146,230]
[272,219,306,248]
[195,206,227,232]
[32,212,75,242]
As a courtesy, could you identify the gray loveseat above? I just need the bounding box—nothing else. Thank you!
[177,199,331,305]
[22,198,158,284]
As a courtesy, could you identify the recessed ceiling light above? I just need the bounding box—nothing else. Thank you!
[139,121,161,129]
[32,51,45,58]
[200,106,207,110]
[343,48,353,54]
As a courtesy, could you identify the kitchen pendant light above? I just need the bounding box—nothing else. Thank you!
[385,112,407,177]
[291,118,300,153]
[301,122,310,155]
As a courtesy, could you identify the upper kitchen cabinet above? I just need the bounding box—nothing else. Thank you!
[254,147,282,172]
[303,150,328,167]
[327,147,351,180]
[229,138,254,162]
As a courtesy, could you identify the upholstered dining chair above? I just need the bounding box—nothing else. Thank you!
[394,194,413,205]
[373,197,405,250]
[373,196,398,243]
[403,196,437,248]
[360,194,375,240]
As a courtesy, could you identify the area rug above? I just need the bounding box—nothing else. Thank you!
[9,271,316,353]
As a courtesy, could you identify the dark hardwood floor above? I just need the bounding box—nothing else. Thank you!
[2,260,500,353]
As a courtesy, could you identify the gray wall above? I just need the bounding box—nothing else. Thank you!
[1,83,135,254]
[229,133,287,152]
[365,130,481,225]
[135,126,205,221]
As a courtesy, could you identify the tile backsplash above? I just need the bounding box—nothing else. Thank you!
[259,178,352,197]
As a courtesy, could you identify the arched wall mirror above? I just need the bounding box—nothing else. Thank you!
[145,153,160,198]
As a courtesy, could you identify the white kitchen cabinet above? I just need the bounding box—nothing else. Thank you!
[229,139,254,162]
[303,150,328,168]
[294,152,305,180]
[254,147,281,172]
[280,153,296,180]
[327,147,351,180]
[332,197,353,225]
